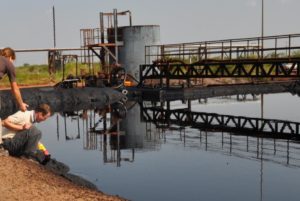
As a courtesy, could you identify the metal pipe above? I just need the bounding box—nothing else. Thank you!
[261,0,264,58]
[129,11,132,26]
[52,6,56,48]
[15,47,85,52]
[100,12,106,69]
[113,9,119,63]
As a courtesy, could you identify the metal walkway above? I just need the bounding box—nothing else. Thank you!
[140,34,300,87]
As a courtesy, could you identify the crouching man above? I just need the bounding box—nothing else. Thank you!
[1,104,51,163]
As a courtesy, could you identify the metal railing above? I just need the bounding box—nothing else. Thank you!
[145,34,300,64]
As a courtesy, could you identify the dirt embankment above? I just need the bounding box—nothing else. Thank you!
[0,155,127,201]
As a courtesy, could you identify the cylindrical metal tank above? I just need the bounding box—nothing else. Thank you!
[118,25,160,81]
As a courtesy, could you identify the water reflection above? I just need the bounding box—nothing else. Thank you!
[57,111,81,141]
[41,93,300,200]
[54,101,137,167]
[142,101,300,138]
[52,96,300,169]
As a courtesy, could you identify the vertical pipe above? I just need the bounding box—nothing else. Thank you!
[145,46,147,64]
[204,42,207,60]
[261,0,264,38]
[260,137,264,201]
[139,65,142,84]
[288,35,291,58]
[62,57,65,80]
[200,131,202,143]
[275,38,277,58]
[117,120,121,167]
[261,0,264,58]
[75,56,78,78]
[229,40,232,60]
[161,45,165,61]
[260,1,265,119]
[77,117,80,139]
[188,100,191,111]
[113,9,119,63]
[246,136,249,152]
[287,140,290,164]
[64,115,67,140]
[52,6,56,48]
[258,38,260,58]
[56,114,59,140]
[247,40,249,59]
[205,131,207,151]
[221,42,224,60]
[166,64,169,88]
[129,11,132,26]
[100,12,105,71]
[272,138,277,155]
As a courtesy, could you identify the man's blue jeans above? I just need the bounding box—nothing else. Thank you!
[2,126,41,157]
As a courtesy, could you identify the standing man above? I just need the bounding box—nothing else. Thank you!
[0,104,51,160]
[0,47,28,111]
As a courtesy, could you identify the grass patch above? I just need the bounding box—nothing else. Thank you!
[0,63,99,88]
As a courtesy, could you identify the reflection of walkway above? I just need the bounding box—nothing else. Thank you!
[141,103,300,139]
[151,124,300,168]
[140,100,300,168]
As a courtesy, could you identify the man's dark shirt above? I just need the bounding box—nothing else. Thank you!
[0,56,16,82]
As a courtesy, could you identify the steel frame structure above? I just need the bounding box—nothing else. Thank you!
[141,34,300,87]
[140,58,300,87]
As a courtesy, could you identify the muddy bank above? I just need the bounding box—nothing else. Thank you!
[0,155,127,201]
[43,158,99,191]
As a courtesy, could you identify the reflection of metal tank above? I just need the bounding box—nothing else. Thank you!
[108,25,160,81]
[120,102,145,149]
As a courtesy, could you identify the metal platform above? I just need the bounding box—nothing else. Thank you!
[141,34,300,87]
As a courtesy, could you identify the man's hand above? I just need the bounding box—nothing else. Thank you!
[20,103,29,112]
[22,123,32,130]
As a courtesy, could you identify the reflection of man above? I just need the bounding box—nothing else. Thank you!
[0,104,51,159]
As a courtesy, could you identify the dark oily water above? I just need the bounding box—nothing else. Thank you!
[38,92,300,201]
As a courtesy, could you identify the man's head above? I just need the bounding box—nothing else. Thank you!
[0,47,16,61]
[34,104,51,123]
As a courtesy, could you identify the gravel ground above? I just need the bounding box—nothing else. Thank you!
[0,155,127,201]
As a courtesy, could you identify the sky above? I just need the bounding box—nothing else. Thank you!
[1,0,300,66]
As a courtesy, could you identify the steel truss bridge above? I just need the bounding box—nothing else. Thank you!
[140,34,300,87]
[141,105,300,139]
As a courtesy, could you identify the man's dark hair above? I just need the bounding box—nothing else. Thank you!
[0,47,16,60]
[35,104,51,116]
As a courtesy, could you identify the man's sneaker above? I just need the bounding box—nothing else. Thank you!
[0,144,9,156]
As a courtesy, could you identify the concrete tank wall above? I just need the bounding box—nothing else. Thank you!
[118,25,160,81]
